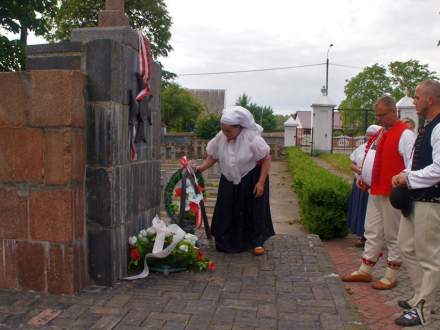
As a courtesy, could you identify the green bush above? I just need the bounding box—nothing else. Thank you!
[194,113,221,139]
[287,147,351,240]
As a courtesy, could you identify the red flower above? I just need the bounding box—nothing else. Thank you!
[130,247,141,261]
[175,188,182,197]
[189,202,199,215]
[196,250,204,262]
[208,261,215,272]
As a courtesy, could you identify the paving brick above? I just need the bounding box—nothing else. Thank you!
[0,240,17,289]
[17,241,46,291]
[0,72,28,128]
[0,188,28,239]
[30,188,74,242]
[30,70,86,128]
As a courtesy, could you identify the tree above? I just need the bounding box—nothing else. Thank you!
[194,113,221,140]
[45,0,172,59]
[339,60,438,132]
[274,114,289,131]
[0,0,57,71]
[161,83,205,132]
[235,94,277,131]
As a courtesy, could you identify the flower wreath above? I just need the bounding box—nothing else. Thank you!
[164,158,206,233]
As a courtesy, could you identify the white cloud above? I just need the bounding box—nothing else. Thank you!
[161,0,440,114]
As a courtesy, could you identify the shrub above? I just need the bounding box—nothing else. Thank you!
[286,147,351,240]
[194,113,221,139]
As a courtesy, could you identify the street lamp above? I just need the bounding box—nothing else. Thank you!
[325,43,333,96]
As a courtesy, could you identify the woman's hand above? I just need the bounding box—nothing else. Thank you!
[253,181,265,198]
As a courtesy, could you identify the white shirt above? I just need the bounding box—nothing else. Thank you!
[206,128,270,184]
[407,124,440,189]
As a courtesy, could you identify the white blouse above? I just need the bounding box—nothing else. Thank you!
[206,128,270,184]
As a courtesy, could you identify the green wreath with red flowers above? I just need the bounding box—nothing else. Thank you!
[164,169,206,233]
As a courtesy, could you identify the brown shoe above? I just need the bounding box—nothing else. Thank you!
[372,279,397,290]
[341,272,372,282]
[253,246,265,256]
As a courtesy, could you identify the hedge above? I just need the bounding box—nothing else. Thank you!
[286,147,351,240]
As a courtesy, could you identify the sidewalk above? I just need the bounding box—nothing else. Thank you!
[314,156,440,330]
[0,161,364,329]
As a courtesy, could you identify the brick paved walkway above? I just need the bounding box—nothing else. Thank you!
[0,161,365,329]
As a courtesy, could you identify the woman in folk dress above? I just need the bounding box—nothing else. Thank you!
[196,106,274,255]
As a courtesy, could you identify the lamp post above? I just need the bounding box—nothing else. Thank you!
[325,43,333,96]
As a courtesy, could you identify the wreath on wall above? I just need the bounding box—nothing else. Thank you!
[164,158,206,234]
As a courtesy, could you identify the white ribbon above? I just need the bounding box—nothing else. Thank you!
[124,216,186,280]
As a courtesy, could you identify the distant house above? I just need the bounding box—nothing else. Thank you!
[292,110,342,133]
[187,89,225,115]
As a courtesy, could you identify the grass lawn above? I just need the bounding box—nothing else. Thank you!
[318,153,353,177]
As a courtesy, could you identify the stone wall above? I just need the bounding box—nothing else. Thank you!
[0,70,88,294]
[161,132,285,160]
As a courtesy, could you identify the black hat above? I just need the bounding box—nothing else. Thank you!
[389,187,412,218]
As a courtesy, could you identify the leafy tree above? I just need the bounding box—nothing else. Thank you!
[0,36,25,71]
[194,113,221,140]
[235,93,277,131]
[0,0,57,71]
[161,83,205,132]
[339,60,437,133]
[45,0,172,59]
[274,114,289,131]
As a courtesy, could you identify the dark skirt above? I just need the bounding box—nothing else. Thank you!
[347,179,369,237]
[211,166,275,253]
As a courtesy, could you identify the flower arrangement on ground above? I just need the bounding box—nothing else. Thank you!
[127,217,214,276]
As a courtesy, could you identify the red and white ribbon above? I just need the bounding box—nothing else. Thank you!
[136,30,152,102]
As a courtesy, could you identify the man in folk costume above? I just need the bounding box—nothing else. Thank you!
[342,96,415,289]
[392,80,440,327]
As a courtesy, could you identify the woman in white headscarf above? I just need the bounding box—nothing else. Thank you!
[196,106,274,255]
[347,124,381,247]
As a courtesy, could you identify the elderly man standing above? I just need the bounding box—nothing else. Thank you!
[341,96,415,289]
[392,80,440,327]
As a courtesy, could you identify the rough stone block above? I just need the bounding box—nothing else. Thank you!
[87,102,128,166]
[30,70,86,128]
[47,241,87,294]
[17,241,46,291]
[0,128,44,183]
[86,167,111,227]
[30,188,75,242]
[0,188,28,239]
[44,128,85,184]
[84,39,125,103]
[71,26,138,50]
[0,72,29,128]
[73,186,86,240]
[0,240,18,289]
[27,56,81,71]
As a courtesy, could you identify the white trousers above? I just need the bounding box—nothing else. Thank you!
[398,202,440,323]
[363,195,402,264]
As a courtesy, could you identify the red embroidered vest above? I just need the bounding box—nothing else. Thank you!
[366,121,407,196]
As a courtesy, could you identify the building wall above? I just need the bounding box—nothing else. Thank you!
[187,89,225,114]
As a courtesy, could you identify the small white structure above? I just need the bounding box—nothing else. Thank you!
[284,116,299,147]
[397,91,418,131]
[311,90,336,153]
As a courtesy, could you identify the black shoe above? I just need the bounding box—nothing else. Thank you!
[398,299,412,309]
[394,309,422,327]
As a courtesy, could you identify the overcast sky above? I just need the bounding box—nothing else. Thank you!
[159,0,440,115]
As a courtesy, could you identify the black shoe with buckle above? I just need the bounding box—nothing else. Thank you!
[398,299,412,309]
[395,309,422,327]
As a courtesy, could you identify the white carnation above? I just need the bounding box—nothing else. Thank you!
[184,233,198,246]
[179,244,189,253]
[146,227,156,235]
[139,229,148,237]
[128,236,137,246]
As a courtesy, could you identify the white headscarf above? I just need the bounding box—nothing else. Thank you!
[220,106,263,134]
[366,124,381,135]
